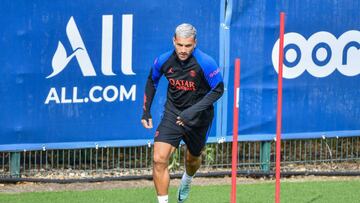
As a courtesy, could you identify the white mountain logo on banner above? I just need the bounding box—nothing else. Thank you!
[48,14,135,78]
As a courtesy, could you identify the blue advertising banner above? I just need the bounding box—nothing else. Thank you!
[1,0,359,151]
[0,0,220,151]
[227,0,360,141]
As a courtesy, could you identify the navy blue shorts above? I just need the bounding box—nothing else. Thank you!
[154,110,212,157]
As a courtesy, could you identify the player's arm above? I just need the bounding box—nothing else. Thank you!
[178,59,224,125]
[141,59,163,129]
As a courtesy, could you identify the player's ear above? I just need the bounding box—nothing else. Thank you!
[173,37,176,46]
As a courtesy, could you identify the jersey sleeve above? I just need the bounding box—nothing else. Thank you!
[142,51,173,120]
[142,58,163,120]
[201,55,223,90]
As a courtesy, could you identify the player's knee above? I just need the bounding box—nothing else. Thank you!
[153,153,169,167]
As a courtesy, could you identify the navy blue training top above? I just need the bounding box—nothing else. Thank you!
[142,48,224,127]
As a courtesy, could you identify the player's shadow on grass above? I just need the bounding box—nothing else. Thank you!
[307,195,322,203]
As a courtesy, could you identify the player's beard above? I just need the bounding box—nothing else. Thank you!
[178,52,188,60]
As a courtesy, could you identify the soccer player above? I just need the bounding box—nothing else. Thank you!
[141,23,224,203]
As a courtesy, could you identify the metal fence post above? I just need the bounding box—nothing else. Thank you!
[10,152,21,177]
[260,141,271,171]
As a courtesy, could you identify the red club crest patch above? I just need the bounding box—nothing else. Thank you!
[167,67,174,74]
[190,70,196,77]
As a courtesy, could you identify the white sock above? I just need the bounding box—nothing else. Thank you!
[157,195,168,203]
[181,172,194,185]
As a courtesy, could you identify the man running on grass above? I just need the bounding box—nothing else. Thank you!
[141,23,224,203]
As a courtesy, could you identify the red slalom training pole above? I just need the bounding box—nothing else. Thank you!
[275,12,285,203]
[231,58,240,203]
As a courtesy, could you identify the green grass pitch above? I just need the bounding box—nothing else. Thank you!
[1,179,360,203]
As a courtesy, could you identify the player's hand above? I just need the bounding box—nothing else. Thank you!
[141,119,153,129]
[176,116,185,126]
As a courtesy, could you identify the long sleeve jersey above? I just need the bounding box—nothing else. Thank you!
[142,48,224,127]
